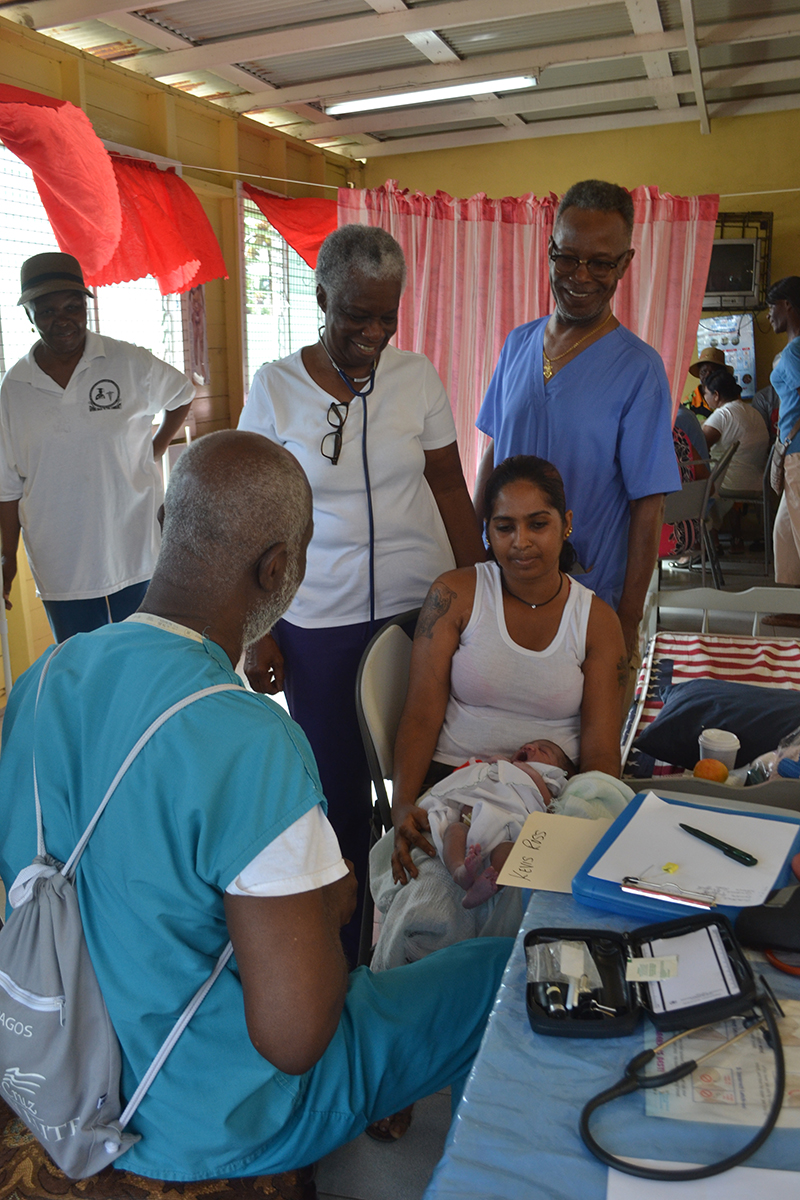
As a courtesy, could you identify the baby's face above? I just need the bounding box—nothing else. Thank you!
[512,740,562,768]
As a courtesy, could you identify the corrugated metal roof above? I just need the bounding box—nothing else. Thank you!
[661,0,800,30]
[538,58,648,90]
[44,19,161,57]
[375,115,501,139]
[141,0,367,45]
[20,0,800,158]
[447,6,634,57]
[242,38,425,89]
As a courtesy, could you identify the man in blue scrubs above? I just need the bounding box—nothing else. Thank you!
[0,431,511,1193]
[475,180,680,665]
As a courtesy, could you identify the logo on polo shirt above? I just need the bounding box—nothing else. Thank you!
[89,380,121,411]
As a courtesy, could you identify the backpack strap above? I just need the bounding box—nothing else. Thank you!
[60,683,243,880]
[118,940,234,1129]
[32,662,260,1134]
[32,643,66,859]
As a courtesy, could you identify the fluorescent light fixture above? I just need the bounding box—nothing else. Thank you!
[325,76,536,116]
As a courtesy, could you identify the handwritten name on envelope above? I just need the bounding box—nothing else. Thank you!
[497,812,612,893]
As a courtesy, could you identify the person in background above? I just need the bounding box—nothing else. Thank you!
[767,276,800,624]
[684,346,734,421]
[702,368,769,553]
[752,367,780,443]
[674,402,708,465]
[239,225,484,962]
[0,252,194,641]
[659,416,709,565]
[474,180,680,684]
[0,431,512,1196]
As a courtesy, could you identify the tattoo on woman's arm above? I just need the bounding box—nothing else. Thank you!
[415,582,458,639]
[616,655,628,691]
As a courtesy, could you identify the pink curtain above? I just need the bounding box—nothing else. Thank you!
[338,180,718,488]
[617,186,719,413]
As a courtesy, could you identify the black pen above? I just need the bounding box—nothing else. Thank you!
[679,822,758,867]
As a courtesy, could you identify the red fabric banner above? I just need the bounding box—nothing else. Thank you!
[243,183,337,268]
[85,156,228,295]
[0,83,121,275]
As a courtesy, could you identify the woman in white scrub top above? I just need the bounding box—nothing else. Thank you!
[238,225,484,961]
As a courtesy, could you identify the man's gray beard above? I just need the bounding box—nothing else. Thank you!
[242,555,302,646]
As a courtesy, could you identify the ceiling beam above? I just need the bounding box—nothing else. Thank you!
[680,0,710,133]
[0,0,192,26]
[99,12,334,123]
[289,76,691,139]
[225,31,687,114]
[625,0,679,111]
[290,55,800,140]
[219,13,800,114]
[347,91,800,157]
[120,0,616,77]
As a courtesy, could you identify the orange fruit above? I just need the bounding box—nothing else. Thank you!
[693,758,729,783]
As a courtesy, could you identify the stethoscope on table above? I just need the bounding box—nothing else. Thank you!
[580,984,786,1182]
[319,337,377,624]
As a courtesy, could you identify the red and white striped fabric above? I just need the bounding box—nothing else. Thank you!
[627,632,800,776]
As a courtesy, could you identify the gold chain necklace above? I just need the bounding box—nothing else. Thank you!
[542,310,613,381]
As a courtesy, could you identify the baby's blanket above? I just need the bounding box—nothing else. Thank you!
[370,770,635,971]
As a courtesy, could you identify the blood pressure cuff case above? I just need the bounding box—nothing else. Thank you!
[525,913,757,1038]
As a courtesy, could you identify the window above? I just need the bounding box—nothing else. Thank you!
[242,196,320,390]
[0,142,187,379]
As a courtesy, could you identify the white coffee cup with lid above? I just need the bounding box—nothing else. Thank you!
[698,728,740,770]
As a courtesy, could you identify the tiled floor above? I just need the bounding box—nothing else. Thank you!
[316,1090,452,1200]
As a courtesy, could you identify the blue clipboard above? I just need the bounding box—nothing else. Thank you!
[571,791,800,922]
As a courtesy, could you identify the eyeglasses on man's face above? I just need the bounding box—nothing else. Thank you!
[320,400,350,465]
[548,238,630,282]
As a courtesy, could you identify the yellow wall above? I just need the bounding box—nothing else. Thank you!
[0,16,361,681]
[365,109,800,390]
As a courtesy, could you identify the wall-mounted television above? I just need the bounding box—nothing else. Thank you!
[703,238,762,310]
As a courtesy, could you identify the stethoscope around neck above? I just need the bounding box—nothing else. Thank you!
[319,334,377,625]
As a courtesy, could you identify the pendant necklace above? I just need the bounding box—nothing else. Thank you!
[319,336,375,394]
[504,571,564,609]
[542,310,613,382]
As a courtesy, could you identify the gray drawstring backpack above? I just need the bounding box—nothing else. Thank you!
[0,646,241,1179]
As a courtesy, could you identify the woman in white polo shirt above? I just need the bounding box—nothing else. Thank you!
[702,368,769,552]
[238,225,484,961]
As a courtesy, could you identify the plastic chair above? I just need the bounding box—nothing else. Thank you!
[661,440,739,589]
[354,608,419,964]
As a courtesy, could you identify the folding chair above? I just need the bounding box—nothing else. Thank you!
[661,440,739,590]
[716,441,775,576]
[354,608,420,965]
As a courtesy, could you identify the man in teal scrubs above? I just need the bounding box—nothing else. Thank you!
[0,431,511,1192]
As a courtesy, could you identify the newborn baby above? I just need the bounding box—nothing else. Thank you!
[418,739,576,908]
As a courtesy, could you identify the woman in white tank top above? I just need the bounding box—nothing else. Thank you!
[391,455,628,887]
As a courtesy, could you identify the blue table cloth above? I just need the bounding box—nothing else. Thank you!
[425,890,800,1200]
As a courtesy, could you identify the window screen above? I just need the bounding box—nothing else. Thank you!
[0,142,187,379]
[242,196,320,391]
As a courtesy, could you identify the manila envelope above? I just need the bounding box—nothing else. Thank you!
[497,812,612,893]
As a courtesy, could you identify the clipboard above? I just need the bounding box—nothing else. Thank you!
[571,791,800,922]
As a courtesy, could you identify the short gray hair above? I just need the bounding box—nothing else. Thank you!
[161,431,311,581]
[556,180,634,238]
[315,224,406,298]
